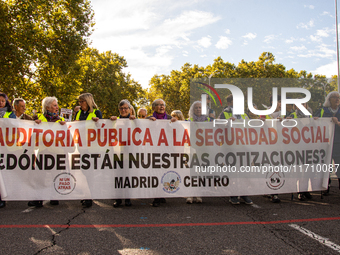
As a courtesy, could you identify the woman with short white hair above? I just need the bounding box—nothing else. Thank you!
[34,97,66,124]
[28,96,66,207]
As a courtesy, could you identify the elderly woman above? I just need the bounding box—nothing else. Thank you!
[315,91,340,193]
[34,97,66,124]
[110,99,135,207]
[188,101,210,122]
[147,99,177,207]
[147,99,176,122]
[28,97,65,207]
[75,93,102,207]
[0,92,15,208]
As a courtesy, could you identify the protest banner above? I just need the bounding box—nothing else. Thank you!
[0,118,334,200]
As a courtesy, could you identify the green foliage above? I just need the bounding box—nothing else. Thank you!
[0,0,94,112]
[146,52,336,116]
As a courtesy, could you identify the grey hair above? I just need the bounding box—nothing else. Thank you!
[118,99,131,108]
[323,91,340,107]
[152,99,166,109]
[13,98,25,106]
[188,101,205,119]
[42,97,58,113]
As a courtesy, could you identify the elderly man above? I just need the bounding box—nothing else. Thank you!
[147,99,176,207]
[13,98,33,120]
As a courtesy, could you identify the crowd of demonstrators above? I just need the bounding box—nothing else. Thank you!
[0,90,339,209]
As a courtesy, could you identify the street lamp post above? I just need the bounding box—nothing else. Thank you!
[336,0,340,92]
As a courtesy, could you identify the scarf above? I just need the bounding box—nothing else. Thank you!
[153,111,168,119]
[44,110,61,122]
[0,107,6,118]
[328,107,339,115]
[193,114,208,122]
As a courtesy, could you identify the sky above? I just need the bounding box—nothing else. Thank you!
[89,0,339,88]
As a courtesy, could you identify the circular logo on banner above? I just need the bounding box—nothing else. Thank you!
[54,173,77,195]
[266,172,285,190]
[161,171,181,194]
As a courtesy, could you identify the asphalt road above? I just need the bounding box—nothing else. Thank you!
[1,177,340,255]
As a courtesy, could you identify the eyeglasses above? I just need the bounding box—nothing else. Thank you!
[119,107,129,110]
[138,115,146,118]
[155,104,165,107]
[79,100,85,103]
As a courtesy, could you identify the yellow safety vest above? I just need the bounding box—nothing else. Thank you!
[38,114,65,122]
[223,112,247,119]
[3,112,13,118]
[75,109,97,120]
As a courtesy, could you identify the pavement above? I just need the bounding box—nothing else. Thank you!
[0,176,340,255]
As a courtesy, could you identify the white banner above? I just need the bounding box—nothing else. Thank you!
[0,118,334,200]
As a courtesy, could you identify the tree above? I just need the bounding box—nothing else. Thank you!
[0,0,94,111]
[76,48,144,118]
[147,63,203,118]
[146,52,326,116]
